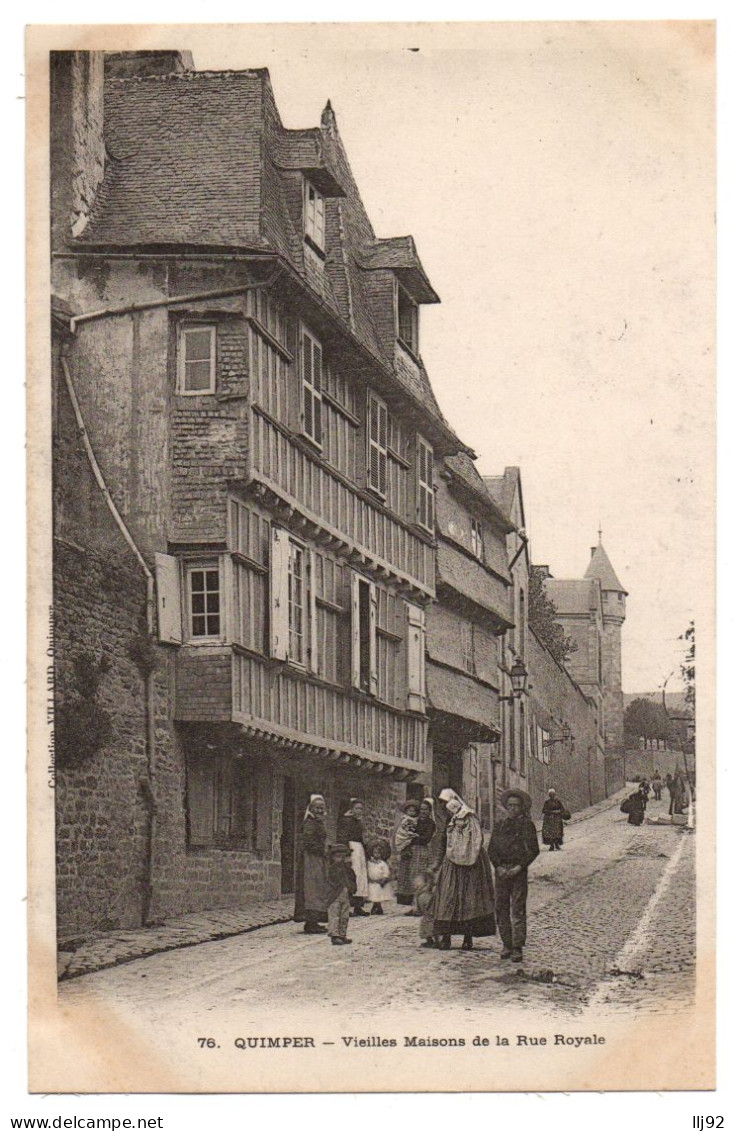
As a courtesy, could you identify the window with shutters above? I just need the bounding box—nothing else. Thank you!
[304,179,325,254]
[367,391,388,498]
[301,325,323,447]
[397,287,419,356]
[471,517,484,560]
[184,560,222,641]
[269,526,318,671]
[186,750,259,849]
[405,602,426,712]
[178,323,216,394]
[416,435,435,533]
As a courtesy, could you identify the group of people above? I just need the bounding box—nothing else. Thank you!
[620,769,692,825]
[293,785,568,962]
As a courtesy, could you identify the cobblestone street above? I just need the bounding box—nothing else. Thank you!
[59,792,696,1031]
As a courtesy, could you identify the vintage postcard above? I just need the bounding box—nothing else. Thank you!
[26,21,715,1094]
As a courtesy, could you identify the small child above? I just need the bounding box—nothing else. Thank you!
[413,871,436,948]
[366,840,395,915]
[325,843,357,946]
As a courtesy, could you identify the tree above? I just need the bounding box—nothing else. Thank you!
[528,566,578,667]
[624,697,676,747]
[680,621,695,714]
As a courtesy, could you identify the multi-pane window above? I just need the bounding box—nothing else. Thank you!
[179,324,216,394]
[397,287,419,355]
[416,435,435,533]
[301,326,323,447]
[288,541,305,665]
[471,517,484,560]
[186,562,221,639]
[304,180,325,252]
[270,526,317,672]
[367,391,388,497]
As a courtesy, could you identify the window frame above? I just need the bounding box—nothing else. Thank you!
[184,558,223,643]
[287,538,306,668]
[300,324,324,449]
[303,178,326,255]
[460,620,477,676]
[470,517,484,561]
[397,286,419,356]
[178,323,217,396]
[416,433,435,534]
[366,390,388,499]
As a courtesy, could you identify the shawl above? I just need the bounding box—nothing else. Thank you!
[394,815,418,854]
[445,811,484,867]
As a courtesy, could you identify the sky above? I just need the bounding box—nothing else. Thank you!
[189,22,716,694]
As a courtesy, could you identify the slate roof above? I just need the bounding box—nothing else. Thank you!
[445,453,514,531]
[78,65,463,449]
[482,466,522,524]
[584,542,628,595]
[544,578,600,616]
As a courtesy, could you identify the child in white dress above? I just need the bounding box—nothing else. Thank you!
[366,841,395,915]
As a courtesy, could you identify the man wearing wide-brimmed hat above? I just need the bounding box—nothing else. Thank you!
[488,788,539,963]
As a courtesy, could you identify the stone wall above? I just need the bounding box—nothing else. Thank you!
[525,629,607,818]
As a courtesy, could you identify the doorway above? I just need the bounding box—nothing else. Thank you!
[280,775,297,894]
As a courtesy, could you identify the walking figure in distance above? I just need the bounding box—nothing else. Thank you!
[488,788,540,963]
[541,788,569,851]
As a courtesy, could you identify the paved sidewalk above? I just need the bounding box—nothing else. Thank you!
[57,784,632,982]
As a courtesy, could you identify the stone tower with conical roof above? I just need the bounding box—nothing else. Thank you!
[584,537,627,751]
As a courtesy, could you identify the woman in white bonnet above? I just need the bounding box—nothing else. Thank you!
[429,788,495,950]
[293,794,329,934]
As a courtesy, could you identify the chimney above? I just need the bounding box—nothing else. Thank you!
[105,51,195,80]
[50,52,106,247]
[534,565,552,580]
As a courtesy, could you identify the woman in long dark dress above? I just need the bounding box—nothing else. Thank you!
[293,794,329,933]
[430,788,495,951]
[336,798,369,915]
[621,788,646,826]
[541,789,567,851]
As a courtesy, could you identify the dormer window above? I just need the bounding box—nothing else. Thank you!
[304,179,325,255]
[397,287,419,356]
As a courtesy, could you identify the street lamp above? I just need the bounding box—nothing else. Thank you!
[498,658,528,701]
[542,723,572,748]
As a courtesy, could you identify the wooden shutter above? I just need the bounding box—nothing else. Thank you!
[308,548,319,675]
[155,553,182,644]
[406,602,426,712]
[369,582,378,697]
[187,754,215,847]
[350,571,361,689]
[368,392,387,496]
[270,526,290,660]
